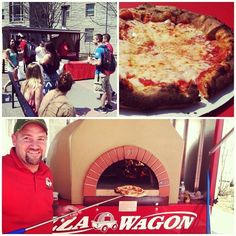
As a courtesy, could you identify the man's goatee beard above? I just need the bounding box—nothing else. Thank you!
[25,154,42,165]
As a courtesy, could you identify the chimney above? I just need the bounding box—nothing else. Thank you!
[61,5,70,29]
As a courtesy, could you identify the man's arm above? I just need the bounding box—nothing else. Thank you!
[53,201,78,219]
[39,54,51,65]
[88,47,102,65]
[88,57,101,66]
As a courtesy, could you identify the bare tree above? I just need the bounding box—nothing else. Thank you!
[22,2,66,28]
[218,142,234,196]
[98,2,117,16]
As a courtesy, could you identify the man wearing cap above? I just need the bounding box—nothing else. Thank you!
[2,119,78,234]
[17,33,30,70]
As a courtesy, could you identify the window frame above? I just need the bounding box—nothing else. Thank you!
[85,3,95,17]
[84,28,94,42]
[9,2,24,22]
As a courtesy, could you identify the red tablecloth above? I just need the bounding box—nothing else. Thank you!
[205,98,234,117]
[120,2,234,117]
[64,61,95,80]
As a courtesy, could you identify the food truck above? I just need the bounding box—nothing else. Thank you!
[2,26,81,61]
[6,119,234,234]
[50,120,231,234]
[2,26,97,81]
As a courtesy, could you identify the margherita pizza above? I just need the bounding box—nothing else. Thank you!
[119,4,233,111]
[114,185,145,197]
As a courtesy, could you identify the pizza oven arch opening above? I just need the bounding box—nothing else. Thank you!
[83,145,170,205]
[97,159,159,192]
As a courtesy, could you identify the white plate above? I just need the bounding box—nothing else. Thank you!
[120,86,234,117]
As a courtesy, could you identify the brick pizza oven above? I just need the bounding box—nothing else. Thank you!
[48,120,184,205]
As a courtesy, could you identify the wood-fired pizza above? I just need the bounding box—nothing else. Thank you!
[114,185,145,197]
[119,4,234,112]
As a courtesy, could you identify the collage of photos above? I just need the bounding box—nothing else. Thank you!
[1,1,235,235]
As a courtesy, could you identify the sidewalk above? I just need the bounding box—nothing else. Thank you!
[2,72,118,117]
[211,206,234,234]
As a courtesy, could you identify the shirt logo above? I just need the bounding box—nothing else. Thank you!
[46,177,52,189]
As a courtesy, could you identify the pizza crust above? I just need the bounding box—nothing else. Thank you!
[120,79,200,111]
[119,4,233,111]
[198,60,233,97]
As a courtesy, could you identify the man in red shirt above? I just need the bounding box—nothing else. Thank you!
[2,119,78,234]
[17,33,30,70]
[102,33,114,54]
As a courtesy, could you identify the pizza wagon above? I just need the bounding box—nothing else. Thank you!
[42,119,232,234]
[53,209,201,233]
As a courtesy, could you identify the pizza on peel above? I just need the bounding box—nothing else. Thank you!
[114,185,146,197]
[119,4,233,111]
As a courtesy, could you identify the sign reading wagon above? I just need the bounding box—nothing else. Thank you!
[53,205,207,234]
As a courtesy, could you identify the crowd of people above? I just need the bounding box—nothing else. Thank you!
[3,32,116,116]
[3,34,76,117]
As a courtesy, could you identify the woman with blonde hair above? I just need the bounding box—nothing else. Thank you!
[21,62,44,115]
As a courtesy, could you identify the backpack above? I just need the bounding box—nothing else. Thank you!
[99,45,116,75]
[25,41,36,58]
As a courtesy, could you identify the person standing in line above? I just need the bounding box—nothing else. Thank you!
[3,38,19,92]
[36,40,46,63]
[35,40,46,76]
[40,41,60,95]
[17,33,31,70]
[28,38,37,63]
[38,72,76,117]
[102,33,113,54]
[21,62,44,115]
[102,33,116,99]
[88,33,112,113]
[2,119,78,234]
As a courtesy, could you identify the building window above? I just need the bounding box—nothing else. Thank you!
[85,3,95,17]
[61,5,70,28]
[2,9,5,20]
[9,2,24,22]
[85,28,94,42]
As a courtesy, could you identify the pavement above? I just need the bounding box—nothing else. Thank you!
[211,206,235,234]
[2,71,118,117]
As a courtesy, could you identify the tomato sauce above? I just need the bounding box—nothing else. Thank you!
[204,42,228,63]
[138,78,167,87]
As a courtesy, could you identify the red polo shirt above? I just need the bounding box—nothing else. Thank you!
[19,39,30,63]
[2,148,54,234]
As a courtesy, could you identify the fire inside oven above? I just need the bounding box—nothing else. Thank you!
[97,159,159,195]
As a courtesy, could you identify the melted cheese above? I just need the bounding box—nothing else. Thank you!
[120,20,214,86]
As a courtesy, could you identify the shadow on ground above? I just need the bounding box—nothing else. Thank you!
[75,107,91,116]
